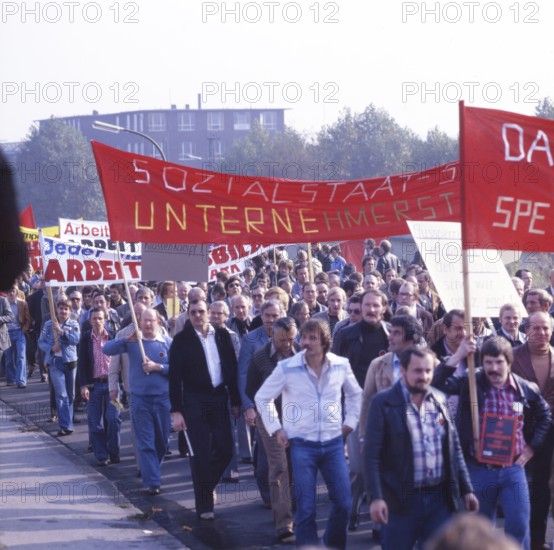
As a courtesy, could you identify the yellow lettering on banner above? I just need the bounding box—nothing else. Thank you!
[439,192,455,215]
[417,196,436,219]
[393,200,409,221]
[197,205,215,232]
[323,210,344,230]
[135,201,154,230]
[244,208,264,234]
[344,207,368,228]
[272,209,293,234]
[166,203,186,231]
[299,209,318,234]
[221,207,241,234]
[370,203,388,224]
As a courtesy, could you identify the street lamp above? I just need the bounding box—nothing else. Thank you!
[92,120,167,161]
[93,120,204,163]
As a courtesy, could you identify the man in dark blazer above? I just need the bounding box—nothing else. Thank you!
[365,347,478,549]
[169,298,240,520]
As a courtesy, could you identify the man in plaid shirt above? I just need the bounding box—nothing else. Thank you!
[433,336,551,550]
[365,347,478,550]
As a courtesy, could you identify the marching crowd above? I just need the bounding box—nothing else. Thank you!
[1,237,554,550]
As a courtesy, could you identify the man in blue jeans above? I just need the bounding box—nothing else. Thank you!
[39,299,80,436]
[78,307,121,466]
[255,318,362,549]
[366,347,479,550]
[433,336,551,550]
[5,285,31,388]
[103,308,172,496]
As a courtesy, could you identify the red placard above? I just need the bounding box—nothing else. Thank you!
[479,411,517,466]
[460,104,554,252]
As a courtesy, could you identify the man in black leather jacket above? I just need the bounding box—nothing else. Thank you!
[433,336,551,550]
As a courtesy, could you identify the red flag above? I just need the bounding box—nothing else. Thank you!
[341,240,364,272]
[460,105,553,252]
[92,141,461,246]
[19,205,36,228]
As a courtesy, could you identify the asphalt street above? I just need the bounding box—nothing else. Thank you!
[0,373,380,549]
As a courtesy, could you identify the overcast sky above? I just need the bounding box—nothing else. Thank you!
[1,0,553,144]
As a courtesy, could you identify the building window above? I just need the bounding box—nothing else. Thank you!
[233,112,251,131]
[148,113,166,132]
[212,139,224,160]
[178,112,195,131]
[178,142,195,161]
[151,143,165,159]
[260,111,277,130]
[207,112,224,131]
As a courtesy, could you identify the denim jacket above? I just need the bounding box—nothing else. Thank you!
[39,318,80,365]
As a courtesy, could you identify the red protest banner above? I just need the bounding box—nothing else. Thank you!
[460,105,553,252]
[92,141,460,245]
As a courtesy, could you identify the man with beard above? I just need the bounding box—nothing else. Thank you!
[511,311,554,550]
[365,347,478,549]
[332,289,390,530]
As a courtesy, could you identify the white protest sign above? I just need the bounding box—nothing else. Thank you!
[40,234,141,286]
[407,221,524,318]
[59,218,141,255]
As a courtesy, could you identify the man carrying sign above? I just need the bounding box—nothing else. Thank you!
[433,336,551,550]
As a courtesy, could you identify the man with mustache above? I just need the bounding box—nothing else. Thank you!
[434,336,550,550]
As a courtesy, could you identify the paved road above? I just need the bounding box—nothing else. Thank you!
[0,374,379,549]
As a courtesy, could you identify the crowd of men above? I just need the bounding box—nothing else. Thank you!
[1,238,554,549]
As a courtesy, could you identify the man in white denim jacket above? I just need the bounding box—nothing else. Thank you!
[255,318,361,550]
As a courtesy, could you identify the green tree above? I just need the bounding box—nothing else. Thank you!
[223,120,317,180]
[15,117,106,226]
[535,97,554,120]
[411,126,458,169]
[315,105,417,180]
